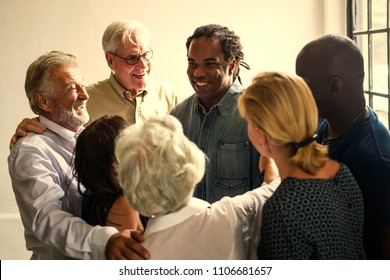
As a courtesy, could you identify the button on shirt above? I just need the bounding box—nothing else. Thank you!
[170,82,261,203]
[86,73,180,125]
[8,116,117,259]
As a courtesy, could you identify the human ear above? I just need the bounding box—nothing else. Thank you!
[105,52,115,68]
[229,59,237,76]
[35,92,52,112]
[255,128,267,147]
[330,75,343,93]
[256,128,273,156]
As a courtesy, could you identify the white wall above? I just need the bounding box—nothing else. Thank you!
[0,0,346,259]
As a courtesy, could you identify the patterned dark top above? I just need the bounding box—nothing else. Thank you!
[257,163,366,259]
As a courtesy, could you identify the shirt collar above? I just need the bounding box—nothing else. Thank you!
[195,81,243,118]
[109,72,148,102]
[39,115,82,141]
[144,198,210,234]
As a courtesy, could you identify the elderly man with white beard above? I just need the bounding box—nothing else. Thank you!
[8,51,149,260]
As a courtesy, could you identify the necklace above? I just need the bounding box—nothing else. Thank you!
[322,106,367,144]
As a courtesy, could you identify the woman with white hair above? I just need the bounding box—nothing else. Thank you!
[115,115,280,259]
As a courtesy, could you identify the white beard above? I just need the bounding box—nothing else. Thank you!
[55,101,90,131]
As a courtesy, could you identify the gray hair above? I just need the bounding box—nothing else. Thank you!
[25,51,78,114]
[102,20,151,53]
[115,115,206,217]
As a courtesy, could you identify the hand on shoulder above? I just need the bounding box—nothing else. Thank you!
[10,117,46,147]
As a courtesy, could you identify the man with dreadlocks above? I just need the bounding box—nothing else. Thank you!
[171,24,261,203]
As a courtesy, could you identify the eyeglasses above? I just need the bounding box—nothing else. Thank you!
[110,49,153,65]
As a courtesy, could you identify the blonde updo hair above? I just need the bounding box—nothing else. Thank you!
[238,71,328,175]
[115,115,206,217]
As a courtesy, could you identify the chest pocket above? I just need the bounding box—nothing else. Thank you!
[215,141,250,193]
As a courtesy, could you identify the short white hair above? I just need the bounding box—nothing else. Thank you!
[102,19,151,53]
[115,115,206,217]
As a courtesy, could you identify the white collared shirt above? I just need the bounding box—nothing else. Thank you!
[142,179,280,260]
[8,116,117,259]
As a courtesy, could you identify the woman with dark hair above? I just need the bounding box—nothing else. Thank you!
[73,115,143,232]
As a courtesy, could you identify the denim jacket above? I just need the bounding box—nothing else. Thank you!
[171,82,261,203]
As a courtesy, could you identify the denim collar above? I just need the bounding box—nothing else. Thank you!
[194,81,243,119]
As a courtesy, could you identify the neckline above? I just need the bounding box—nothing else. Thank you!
[322,107,368,144]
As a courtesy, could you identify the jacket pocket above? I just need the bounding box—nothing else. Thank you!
[215,141,250,192]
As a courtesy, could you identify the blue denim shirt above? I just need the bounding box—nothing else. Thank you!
[171,82,261,203]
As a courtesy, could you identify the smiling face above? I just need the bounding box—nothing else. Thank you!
[44,66,89,131]
[107,37,151,96]
[187,36,236,110]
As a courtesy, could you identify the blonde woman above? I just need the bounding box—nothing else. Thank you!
[238,71,366,259]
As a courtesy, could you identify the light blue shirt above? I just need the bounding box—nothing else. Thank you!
[171,82,261,203]
[8,116,117,259]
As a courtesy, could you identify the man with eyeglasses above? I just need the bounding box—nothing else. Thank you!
[86,20,180,125]
[10,20,180,143]
[8,20,177,260]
